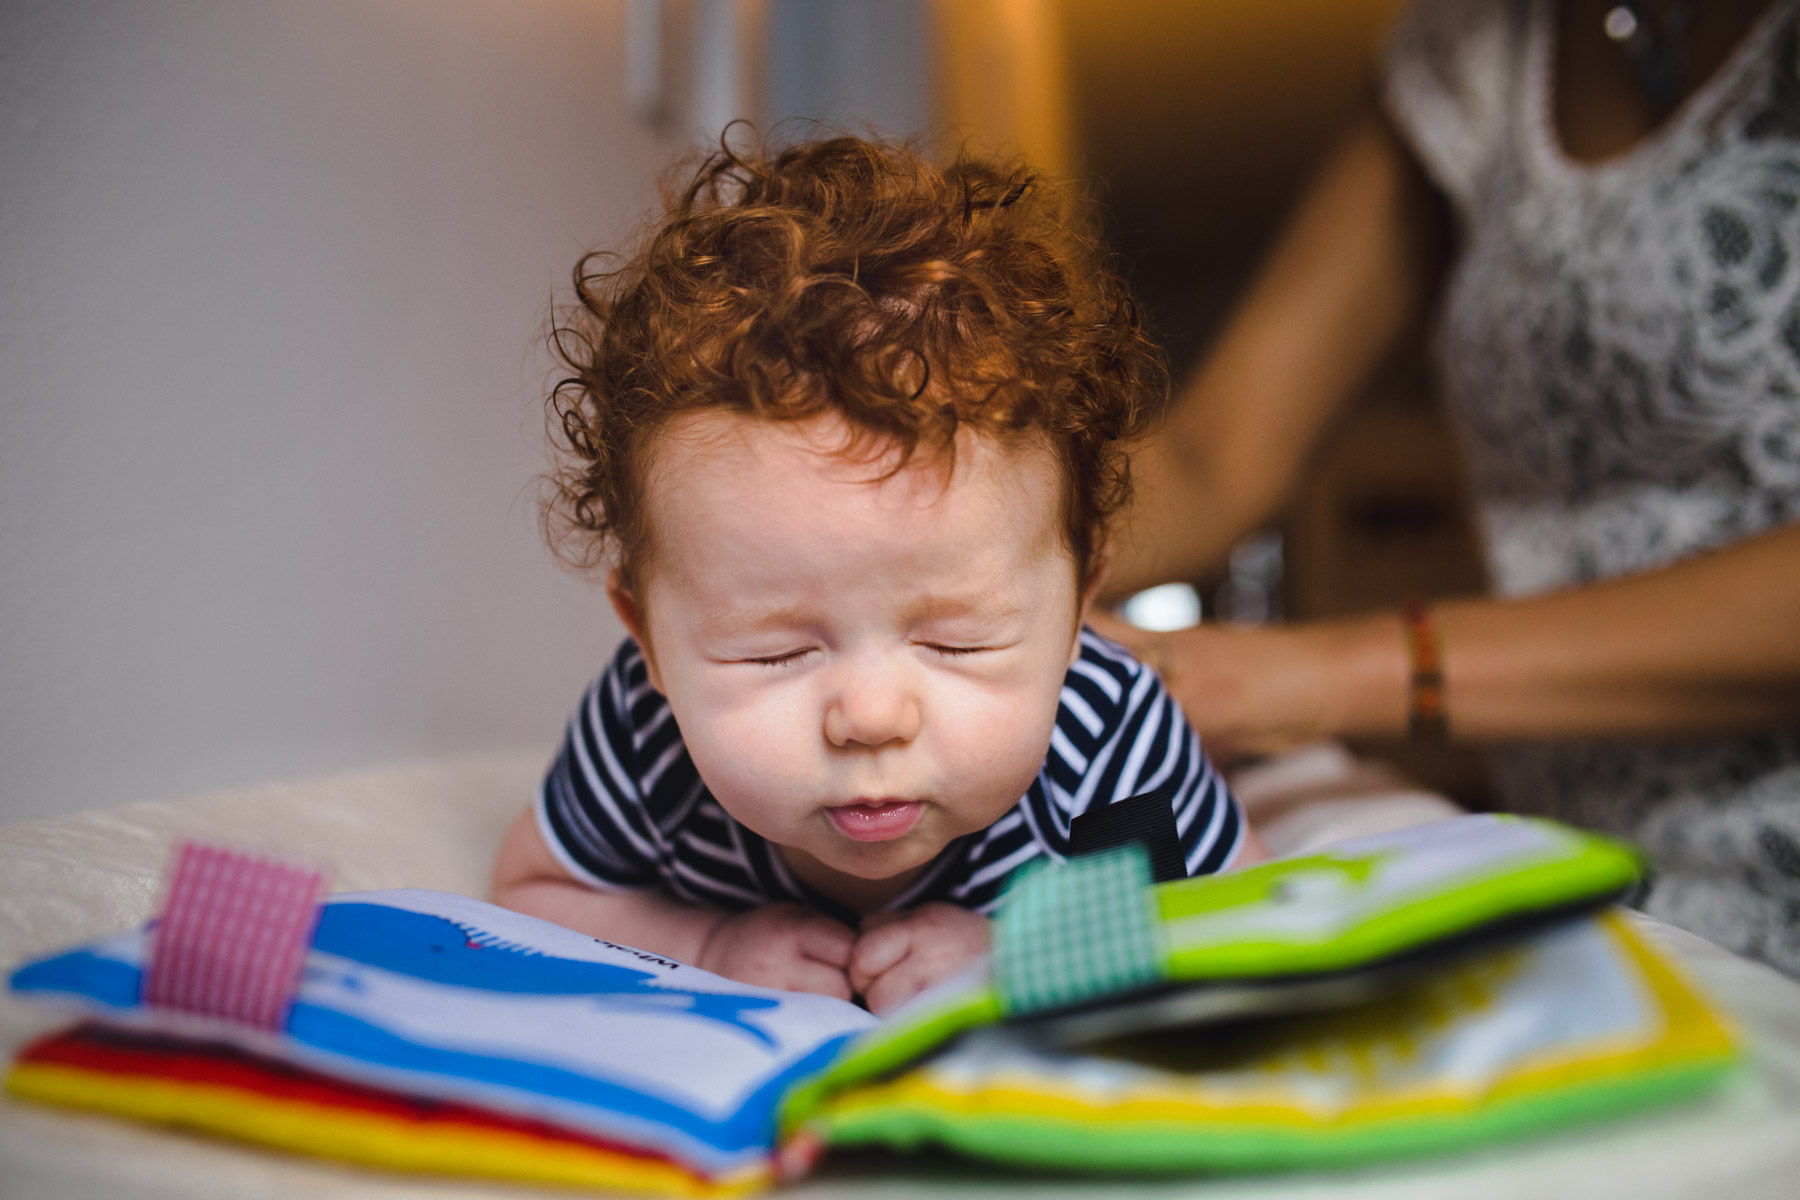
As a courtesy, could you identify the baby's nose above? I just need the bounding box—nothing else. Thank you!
[823,660,921,748]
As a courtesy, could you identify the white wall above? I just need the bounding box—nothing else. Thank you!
[764,0,929,139]
[0,0,684,822]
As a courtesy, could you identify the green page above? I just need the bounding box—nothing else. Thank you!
[785,814,1645,1128]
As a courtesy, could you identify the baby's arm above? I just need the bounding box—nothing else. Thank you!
[1236,822,1271,866]
[848,904,991,1016]
[491,807,856,999]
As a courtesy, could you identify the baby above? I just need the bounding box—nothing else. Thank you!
[491,134,1259,1015]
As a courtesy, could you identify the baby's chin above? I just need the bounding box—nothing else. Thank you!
[809,825,948,880]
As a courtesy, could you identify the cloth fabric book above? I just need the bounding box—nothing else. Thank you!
[9,887,875,1191]
[6,815,1739,1193]
[10,1023,763,1196]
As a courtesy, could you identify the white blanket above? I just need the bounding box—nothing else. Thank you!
[3,751,1799,1198]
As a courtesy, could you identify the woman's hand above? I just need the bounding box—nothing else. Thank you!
[1097,519,1800,747]
[1088,610,1408,760]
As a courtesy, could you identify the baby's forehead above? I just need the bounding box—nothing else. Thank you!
[633,409,1070,577]
[643,408,1059,504]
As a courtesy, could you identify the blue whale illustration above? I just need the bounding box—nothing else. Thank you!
[309,903,782,1046]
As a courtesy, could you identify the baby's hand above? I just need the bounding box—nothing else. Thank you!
[849,903,990,1016]
[696,903,856,1001]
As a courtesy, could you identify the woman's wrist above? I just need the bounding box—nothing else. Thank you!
[1301,612,1413,740]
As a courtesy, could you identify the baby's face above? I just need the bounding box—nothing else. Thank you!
[617,410,1086,909]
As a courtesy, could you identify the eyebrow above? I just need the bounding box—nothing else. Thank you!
[905,594,1025,625]
[694,593,1025,637]
[693,605,812,638]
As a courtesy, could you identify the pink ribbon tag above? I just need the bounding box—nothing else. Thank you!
[143,843,327,1031]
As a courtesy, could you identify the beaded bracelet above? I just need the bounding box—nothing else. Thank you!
[1403,597,1448,742]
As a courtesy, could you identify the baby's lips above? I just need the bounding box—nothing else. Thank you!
[825,798,924,842]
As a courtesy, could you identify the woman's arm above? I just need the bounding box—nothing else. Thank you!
[1107,104,1450,597]
[1097,520,1800,752]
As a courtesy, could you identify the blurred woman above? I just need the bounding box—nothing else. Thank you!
[1100,0,1800,973]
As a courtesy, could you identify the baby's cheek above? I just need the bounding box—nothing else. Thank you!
[680,690,819,822]
[932,688,1058,826]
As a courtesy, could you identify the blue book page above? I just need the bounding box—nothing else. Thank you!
[10,888,878,1176]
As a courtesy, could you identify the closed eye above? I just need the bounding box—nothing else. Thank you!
[742,649,814,667]
[922,643,989,657]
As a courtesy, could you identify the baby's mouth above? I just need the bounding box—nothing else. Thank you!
[825,799,924,843]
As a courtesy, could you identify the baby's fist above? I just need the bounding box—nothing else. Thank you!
[849,903,990,1016]
[696,903,855,1001]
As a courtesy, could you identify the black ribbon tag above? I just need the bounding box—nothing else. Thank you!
[1068,787,1187,883]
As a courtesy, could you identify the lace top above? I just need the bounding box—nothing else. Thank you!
[1384,0,1800,974]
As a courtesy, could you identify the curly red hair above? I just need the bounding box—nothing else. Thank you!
[546,132,1166,590]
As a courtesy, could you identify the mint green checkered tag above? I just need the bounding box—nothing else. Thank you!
[992,846,1165,1015]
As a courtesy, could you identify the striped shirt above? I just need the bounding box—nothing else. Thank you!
[536,628,1245,923]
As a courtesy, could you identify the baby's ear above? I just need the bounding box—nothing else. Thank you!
[606,570,665,692]
[1073,541,1116,663]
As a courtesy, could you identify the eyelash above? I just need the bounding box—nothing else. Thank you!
[742,644,988,667]
[744,650,811,668]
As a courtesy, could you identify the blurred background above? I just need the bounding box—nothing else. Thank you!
[0,0,1487,825]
